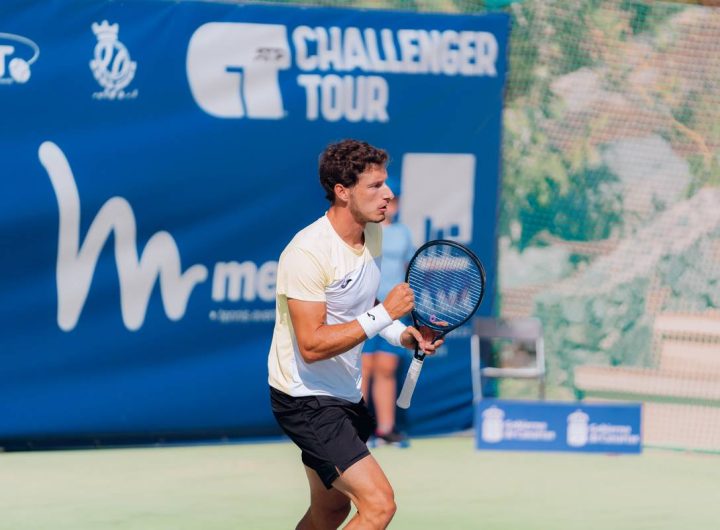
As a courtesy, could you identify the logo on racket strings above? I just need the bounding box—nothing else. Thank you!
[417,289,476,315]
[414,255,472,272]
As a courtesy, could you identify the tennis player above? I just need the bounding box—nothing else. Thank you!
[268,139,441,529]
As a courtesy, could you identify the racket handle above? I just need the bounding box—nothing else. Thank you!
[396,357,424,409]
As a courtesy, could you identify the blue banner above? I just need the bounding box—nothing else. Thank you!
[476,400,642,453]
[0,0,509,445]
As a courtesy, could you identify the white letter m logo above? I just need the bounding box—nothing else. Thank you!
[187,23,290,119]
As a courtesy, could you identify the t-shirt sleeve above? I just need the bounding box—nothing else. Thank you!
[277,245,328,302]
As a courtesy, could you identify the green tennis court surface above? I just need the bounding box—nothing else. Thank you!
[1,437,717,529]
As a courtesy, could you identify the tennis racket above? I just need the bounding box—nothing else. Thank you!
[396,239,486,409]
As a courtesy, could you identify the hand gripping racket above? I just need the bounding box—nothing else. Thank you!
[396,240,486,409]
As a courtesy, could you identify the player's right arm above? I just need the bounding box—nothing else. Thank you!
[288,284,413,363]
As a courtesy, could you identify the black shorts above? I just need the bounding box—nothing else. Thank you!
[270,386,376,489]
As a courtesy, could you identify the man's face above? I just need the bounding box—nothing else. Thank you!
[346,165,393,224]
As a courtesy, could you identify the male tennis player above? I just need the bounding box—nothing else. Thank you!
[268,139,441,529]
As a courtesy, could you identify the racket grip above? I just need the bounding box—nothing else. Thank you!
[396,357,424,409]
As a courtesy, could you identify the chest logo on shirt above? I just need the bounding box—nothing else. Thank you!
[341,278,353,289]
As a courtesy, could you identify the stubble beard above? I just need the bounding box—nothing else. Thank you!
[349,198,384,224]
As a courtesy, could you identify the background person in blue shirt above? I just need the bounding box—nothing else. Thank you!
[361,174,415,446]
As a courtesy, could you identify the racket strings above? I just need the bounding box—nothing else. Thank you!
[410,274,483,325]
[407,245,485,329]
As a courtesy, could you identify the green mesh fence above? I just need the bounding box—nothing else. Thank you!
[251,0,720,451]
[496,0,720,453]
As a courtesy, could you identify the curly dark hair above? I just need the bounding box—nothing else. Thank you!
[318,139,389,203]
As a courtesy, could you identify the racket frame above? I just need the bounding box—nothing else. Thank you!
[406,239,486,361]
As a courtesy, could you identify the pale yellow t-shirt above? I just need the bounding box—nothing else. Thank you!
[268,215,382,401]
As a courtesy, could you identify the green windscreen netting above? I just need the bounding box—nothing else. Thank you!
[497,0,720,452]
[256,0,720,451]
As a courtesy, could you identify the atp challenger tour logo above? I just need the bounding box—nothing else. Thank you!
[186,23,499,122]
[39,142,276,332]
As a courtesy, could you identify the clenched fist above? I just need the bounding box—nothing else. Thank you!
[383,282,414,320]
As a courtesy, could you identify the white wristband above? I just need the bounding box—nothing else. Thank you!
[357,304,393,339]
[379,320,408,347]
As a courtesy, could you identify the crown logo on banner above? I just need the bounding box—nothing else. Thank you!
[91,20,119,41]
[89,20,138,100]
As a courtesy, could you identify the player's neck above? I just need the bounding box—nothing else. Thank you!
[327,204,366,249]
